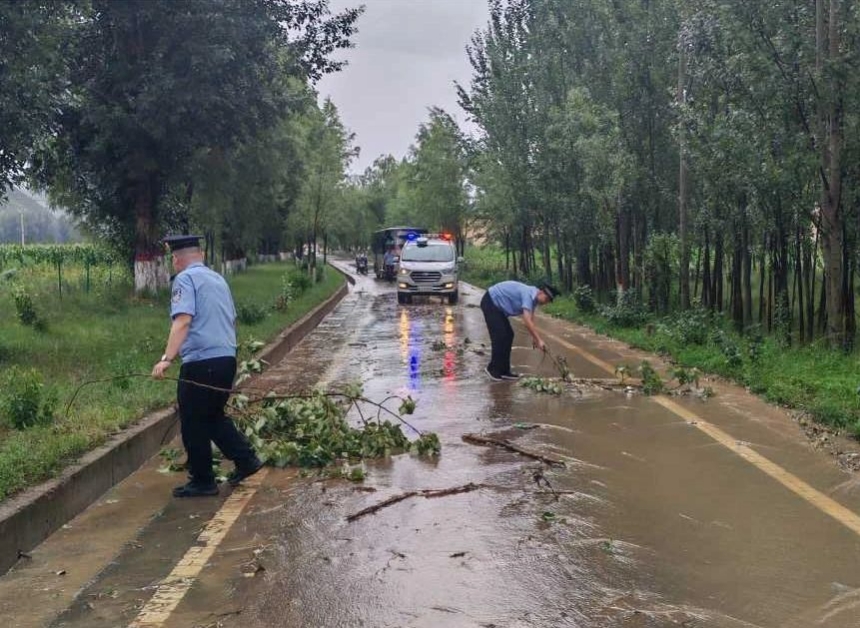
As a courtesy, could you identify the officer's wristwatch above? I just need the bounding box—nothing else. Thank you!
[159,354,173,363]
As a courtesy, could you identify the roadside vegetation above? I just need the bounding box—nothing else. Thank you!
[0,259,343,500]
[6,2,860,489]
[462,246,860,439]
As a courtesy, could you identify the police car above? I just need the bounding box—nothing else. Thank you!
[396,233,461,304]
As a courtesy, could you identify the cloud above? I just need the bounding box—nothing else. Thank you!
[317,0,488,173]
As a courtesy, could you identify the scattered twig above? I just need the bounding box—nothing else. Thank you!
[462,433,566,467]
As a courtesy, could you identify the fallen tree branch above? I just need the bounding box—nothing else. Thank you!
[346,482,583,522]
[570,377,641,388]
[346,483,482,522]
[462,433,566,467]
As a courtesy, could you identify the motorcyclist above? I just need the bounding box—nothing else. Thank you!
[355,250,368,274]
[383,247,398,280]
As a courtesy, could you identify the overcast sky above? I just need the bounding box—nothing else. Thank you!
[316,0,489,174]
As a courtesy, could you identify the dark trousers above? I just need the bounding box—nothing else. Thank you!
[481,292,514,376]
[177,356,256,484]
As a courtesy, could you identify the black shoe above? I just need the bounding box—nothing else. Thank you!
[501,371,522,380]
[484,367,503,382]
[172,481,219,498]
[228,458,264,486]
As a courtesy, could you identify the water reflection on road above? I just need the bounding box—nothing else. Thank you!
[215,263,860,628]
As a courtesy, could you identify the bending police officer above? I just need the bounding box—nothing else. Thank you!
[480,280,558,382]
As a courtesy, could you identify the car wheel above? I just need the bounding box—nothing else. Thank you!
[448,291,459,305]
[398,292,408,305]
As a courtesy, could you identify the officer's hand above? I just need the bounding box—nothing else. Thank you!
[151,360,171,380]
[533,339,546,352]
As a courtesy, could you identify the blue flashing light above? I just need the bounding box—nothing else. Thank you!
[406,232,419,241]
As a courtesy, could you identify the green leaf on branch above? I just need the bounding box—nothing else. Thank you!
[234,388,439,475]
[520,377,563,395]
[398,395,417,415]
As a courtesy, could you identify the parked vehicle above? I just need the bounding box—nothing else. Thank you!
[371,226,427,278]
[396,233,461,305]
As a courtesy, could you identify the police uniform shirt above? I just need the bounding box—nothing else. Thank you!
[170,262,237,362]
[487,280,540,317]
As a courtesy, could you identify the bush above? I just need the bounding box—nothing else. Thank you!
[274,283,292,312]
[600,290,648,327]
[287,269,312,294]
[666,308,710,345]
[12,285,45,330]
[236,300,269,326]
[710,329,743,369]
[638,361,664,395]
[0,367,56,429]
[573,285,596,313]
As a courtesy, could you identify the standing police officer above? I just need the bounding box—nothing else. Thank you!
[152,235,262,497]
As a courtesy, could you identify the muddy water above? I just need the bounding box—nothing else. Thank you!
[5,263,860,627]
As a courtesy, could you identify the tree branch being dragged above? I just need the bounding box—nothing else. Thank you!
[231,385,440,469]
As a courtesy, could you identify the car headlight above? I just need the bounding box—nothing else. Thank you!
[441,265,456,274]
[399,267,409,275]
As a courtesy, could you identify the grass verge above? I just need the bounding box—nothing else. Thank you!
[0,262,343,501]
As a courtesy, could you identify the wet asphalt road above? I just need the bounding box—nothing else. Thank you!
[2,260,860,627]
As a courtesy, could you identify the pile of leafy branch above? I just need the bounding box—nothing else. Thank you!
[520,377,563,396]
[233,389,440,469]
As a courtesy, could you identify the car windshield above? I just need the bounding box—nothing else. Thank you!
[401,243,455,262]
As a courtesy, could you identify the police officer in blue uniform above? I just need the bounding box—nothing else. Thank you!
[481,280,558,381]
[152,235,262,497]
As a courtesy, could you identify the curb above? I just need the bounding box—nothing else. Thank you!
[0,266,350,575]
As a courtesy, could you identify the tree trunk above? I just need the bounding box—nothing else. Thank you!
[542,216,552,282]
[615,206,630,299]
[133,179,168,294]
[817,0,847,347]
[702,227,711,309]
[795,225,805,343]
[731,245,743,332]
[577,246,591,287]
[741,213,752,327]
[633,209,645,301]
[713,236,724,311]
[678,35,690,310]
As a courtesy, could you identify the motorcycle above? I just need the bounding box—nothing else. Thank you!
[355,255,368,275]
[383,258,398,282]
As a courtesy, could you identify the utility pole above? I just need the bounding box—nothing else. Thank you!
[20,212,25,246]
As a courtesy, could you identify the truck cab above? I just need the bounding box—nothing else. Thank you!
[396,233,461,304]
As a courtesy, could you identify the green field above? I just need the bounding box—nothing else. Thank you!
[0,260,343,500]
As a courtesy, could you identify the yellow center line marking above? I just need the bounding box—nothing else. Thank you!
[540,327,860,537]
[538,328,617,374]
[128,469,269,627]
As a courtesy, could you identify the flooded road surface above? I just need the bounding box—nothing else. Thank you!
[2,260,860,627]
